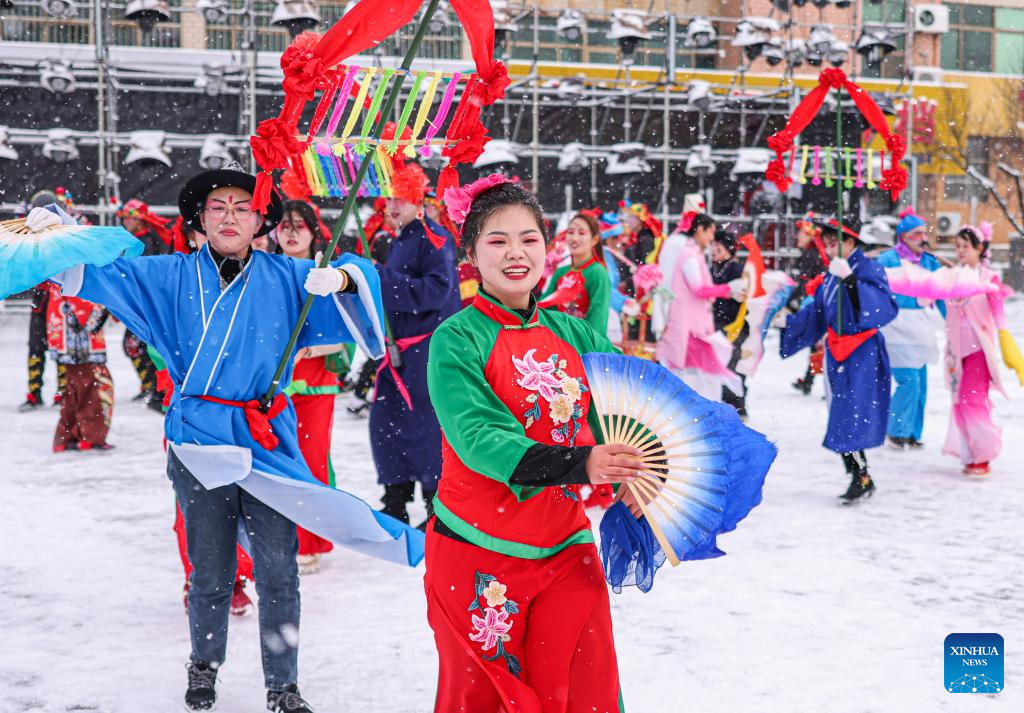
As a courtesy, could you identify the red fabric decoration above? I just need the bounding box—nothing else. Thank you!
[805,272,826,297]
[170,216,191,254]
[422,218,448,250]
[280,167,312,201]
[435,165,460,200]
[764,69,907,201]
[391,162,431,205]
[826,327,878,362]
[738,233,766,298]
[251,117,305,171]
[199,393,289,451]
[281,31,327,102]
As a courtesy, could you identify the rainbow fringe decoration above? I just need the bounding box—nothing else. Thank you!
[295,66,467,199]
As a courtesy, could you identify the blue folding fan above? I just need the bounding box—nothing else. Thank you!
[0,217,144,299]
[582,352,775,592]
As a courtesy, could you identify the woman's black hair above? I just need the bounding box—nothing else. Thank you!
[460,182,547,255]
[713,228,737,254]
[681,212,715,237]
[276,199,327,258]
[956,227,990,258]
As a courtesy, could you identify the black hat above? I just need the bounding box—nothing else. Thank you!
[178,161,283,238]
[713,229,738,254]
[811,216,860,241]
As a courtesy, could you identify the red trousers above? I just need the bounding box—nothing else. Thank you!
[174,504,252,584]
[424,523,622,713]
[53,363,113,449]
[293,393,336,556]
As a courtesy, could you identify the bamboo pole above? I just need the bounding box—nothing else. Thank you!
[835,87,844,337]
[260,0,443,411]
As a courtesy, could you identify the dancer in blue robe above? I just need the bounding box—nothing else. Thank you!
[27,164,422,713]
[780,220,898,503]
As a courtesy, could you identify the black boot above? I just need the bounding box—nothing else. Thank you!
[379,482,415,525]
[839,451,875,503]
[184,661,218,711]
[267,684,315,713]
[416,488,437,532]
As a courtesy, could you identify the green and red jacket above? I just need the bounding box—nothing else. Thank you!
[539,256,611,337]
[427,290,617,559]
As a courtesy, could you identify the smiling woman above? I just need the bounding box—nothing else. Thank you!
[424,177,642,713]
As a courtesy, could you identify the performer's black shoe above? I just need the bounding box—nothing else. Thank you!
[906,438,924,449]
[184,661,218,711]
[791,377,813,395]
[267,684,314,713]
[146,391,166,413]
[132,389,152,402]
[18,393,44,412]
[887,436,906,450]
[416,490,437,531]
[839,474,875,503]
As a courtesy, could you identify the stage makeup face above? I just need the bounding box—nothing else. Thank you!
[199,186,262,258]
[278,210,315,259]
[565,217,598,266]
[386,197,421,230]
[471,204,546,311]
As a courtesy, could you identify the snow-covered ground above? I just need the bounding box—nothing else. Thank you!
[1,304,1021,713]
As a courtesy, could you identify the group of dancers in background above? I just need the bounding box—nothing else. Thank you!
[11,158,1024,710]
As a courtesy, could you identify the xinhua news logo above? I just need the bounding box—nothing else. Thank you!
[945,633,1003,693]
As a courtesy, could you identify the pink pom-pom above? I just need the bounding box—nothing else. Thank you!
[898,206,916,220]
[633,264,663,294]
[443,173,515,225]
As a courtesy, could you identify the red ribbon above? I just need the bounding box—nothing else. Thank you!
[199,393,288,451]
[374,333,432,410]
[764,69,907,201]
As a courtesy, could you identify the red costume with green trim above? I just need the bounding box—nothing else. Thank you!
[288,354,341,556]
[538,255,612,338]
[424,291,624,713]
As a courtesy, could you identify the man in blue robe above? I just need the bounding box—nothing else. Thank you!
[780,219,898,503]
[875,209,945,449]
[27,164,422,713]
[370,162,461,529]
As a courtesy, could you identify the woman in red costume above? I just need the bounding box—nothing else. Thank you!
[425,176,643,713]
[276,199,346,574]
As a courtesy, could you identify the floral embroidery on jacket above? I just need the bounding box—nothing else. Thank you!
[512,350,589,447]
[468,571,521,677]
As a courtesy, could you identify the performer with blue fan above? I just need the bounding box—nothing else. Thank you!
[24,162,421,713]
[424,176,774,713]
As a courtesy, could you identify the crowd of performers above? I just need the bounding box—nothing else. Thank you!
[12,152,1023,712]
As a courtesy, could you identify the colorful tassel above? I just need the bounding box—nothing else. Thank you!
[811,146,822,186]
[420,73,461,157]
[405,71,442,157]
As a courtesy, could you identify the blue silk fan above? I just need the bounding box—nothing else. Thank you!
[0,217,143,299]
[582,352,775,592]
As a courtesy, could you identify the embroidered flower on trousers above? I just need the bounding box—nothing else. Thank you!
[482,580,508,607]
[469,607,513,652]
[512,349,562,402]
[549,394,574,424]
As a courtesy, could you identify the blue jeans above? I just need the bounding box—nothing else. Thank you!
[888,366,927,440]
[168,450,300,690]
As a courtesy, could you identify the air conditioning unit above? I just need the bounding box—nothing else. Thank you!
[937,211,962,237]
[914,5,950,34]
[913,66,944,84]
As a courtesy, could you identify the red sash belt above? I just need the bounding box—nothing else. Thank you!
[199,392,288,450]
[826,327,877,362]
[375,332,432,410]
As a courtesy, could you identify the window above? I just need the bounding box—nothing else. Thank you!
[944,137,990,201]
[996,8,1024,74]
[861,0,906,24]
[940,3,1024,73]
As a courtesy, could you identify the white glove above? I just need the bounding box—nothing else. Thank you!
[25,207,63,233]
[828,258,853,279]
[622,299,641,317]
[728,278,748,301]
[304,251,348,296]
